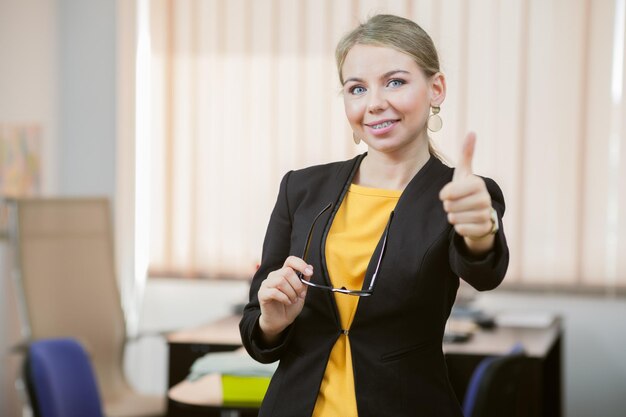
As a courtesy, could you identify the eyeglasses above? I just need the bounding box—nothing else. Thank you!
[297,202,394,297]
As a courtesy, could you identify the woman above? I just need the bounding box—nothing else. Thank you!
[239,14,509,417]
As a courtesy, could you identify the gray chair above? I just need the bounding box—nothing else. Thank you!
[9,198,164,417]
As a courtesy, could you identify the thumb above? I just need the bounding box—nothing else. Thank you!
[453,132,476,181]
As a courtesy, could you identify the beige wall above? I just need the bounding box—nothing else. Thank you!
[0,0,58,414]
[0,0,58,192]
[1,0,116,414]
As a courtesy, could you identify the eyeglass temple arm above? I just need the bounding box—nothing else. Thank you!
[366,210,394,291]
[298,202,333,277]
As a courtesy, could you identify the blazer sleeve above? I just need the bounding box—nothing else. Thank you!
[239,171,296,363]
[448,177,510,291]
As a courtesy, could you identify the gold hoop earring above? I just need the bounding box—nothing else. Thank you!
[427,106,442,132]
[353,133,361,145]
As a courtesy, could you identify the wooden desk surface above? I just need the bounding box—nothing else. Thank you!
[444,318,561,358]
[167,315,562,412]
[166,314,561,358]
[169,373,223,407]
[167,315,243,345]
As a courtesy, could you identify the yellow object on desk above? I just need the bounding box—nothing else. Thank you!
[221,374,271,407]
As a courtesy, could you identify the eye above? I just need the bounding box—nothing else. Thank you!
[387,79,406,88]
[349,85,367,95]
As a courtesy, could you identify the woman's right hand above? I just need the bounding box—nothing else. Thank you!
[257,256,313,346]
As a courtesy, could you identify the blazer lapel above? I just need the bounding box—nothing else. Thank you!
[306,153,451,330]
[307,153,365,326]
[352,156,452,326]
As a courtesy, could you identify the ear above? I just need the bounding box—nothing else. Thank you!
[429,72,446,107]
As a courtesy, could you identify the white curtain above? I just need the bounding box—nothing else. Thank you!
[119,0,626,292]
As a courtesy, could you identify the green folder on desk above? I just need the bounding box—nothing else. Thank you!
[221,374,271,406]
[189,350,277,407]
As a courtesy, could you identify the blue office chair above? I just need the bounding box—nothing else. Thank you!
[24,338,105,417]
[462,343,528,417]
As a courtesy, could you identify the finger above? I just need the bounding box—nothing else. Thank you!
[447,209,491,225]
[283,255,314,277]
[443,193,491,213]
[267,267,307,298]
[275,278,300,304]
[261,287,295,306]
[453,223,491,239]
[283,268,308,297]
[439,176,484,201]
[452,132,476,182]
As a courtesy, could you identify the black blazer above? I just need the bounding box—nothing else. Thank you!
[240,153,509,417]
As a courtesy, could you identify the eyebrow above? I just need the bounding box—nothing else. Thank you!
[342,70,411,86]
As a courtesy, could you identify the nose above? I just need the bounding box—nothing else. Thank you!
[367,88,388,113]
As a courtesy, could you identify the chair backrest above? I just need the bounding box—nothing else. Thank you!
[462,344,529,417]
[12,198,129,401]
[26,338,105,417]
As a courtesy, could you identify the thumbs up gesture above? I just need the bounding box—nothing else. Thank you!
[439,132,496,254]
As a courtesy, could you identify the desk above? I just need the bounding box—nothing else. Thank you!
[167,315,562,417]
[444,320,563,417]
[167,316,243,389]
[166,316,248,417]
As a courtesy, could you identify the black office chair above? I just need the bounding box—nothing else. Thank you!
[24,338,105,417]
[462,344,530,417]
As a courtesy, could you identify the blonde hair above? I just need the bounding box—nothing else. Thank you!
[336,14,445,161]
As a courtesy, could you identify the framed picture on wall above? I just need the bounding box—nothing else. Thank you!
[0,123,42,233]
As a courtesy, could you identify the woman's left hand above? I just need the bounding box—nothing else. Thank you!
[439,132,495,255]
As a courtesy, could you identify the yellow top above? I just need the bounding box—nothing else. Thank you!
[312,184,401,417]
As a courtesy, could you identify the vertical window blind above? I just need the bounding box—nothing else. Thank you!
[122,0,626,291]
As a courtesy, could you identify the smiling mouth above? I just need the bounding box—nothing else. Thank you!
[367,120,399,130]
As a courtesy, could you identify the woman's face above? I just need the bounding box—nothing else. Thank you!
[341,44,444,155]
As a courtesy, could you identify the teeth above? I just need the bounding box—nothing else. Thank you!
[372,121,393,129]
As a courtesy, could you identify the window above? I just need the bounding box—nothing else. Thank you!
[119,0,626,292]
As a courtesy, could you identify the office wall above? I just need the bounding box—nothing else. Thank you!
[125,279,250,393]
[0,1,58,192]
[0,0,59,414]
[0,0,115,414]
[58,0,116,199]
